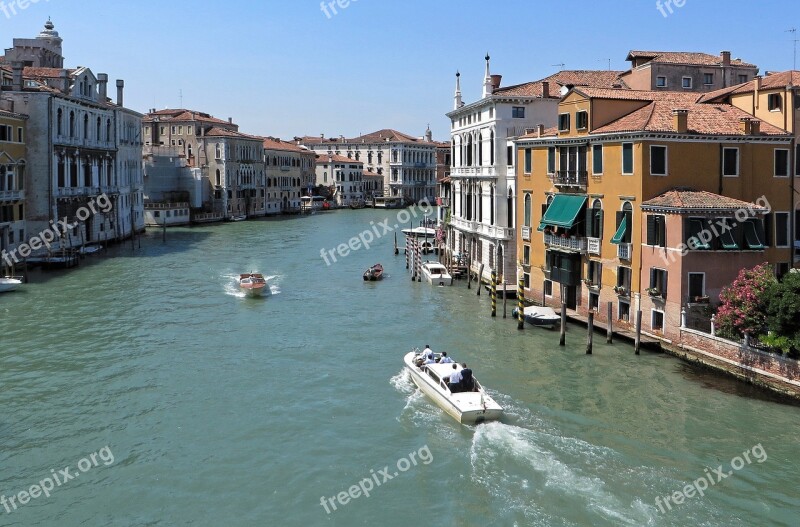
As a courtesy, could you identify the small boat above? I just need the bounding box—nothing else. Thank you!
[349,200,365,210]
[78,244,102,256]
[0,276,23,293]
[421,261,453,286]
[363,263,384,281]
[227,215,247,222]
[401,226,436,254]
[403,349,503,424]
[238,273,269,297]
[512,305,560,328]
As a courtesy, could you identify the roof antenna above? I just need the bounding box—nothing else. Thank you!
[551,63,565,70]
[179,88,183,108]
[787,28,798,70]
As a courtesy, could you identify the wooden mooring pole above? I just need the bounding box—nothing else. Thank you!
[586,311,594,354]
[606,301,613,344]
[476,263,484,296]
[490,269,496,317]
[517,276,524,330]
[634,310,642,355]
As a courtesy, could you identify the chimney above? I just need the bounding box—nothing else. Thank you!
[490,74,502,91]
[673,109,689,133]
[116,79,124,107]
[739,117,752,135]
[541,81,550,99]
[11,61,23,91]
[97,73,108,101]
[754,75,762,110]
[537,124,545,138]
[750,119,760,135]
[720,51,731,68]
[228,117,233,124]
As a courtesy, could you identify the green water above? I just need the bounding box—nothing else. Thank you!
[1,209,798,526]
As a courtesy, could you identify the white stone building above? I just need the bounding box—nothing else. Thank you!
[263,137,315,214]
[314,154,363,206]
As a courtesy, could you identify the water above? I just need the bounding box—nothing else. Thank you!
[1,209,798,526]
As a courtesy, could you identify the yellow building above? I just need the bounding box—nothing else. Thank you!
[0,107,27,270]
[515,87,792,336]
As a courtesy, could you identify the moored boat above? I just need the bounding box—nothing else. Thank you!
[0,276,23,293]
[512,305,560,328]
[363,263,384,281]
[238,273,269,297]
[420,261,452,286]
[403,349,503,424]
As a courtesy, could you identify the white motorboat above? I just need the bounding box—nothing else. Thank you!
[403,350,503,424]
[512,305,560,328]
[402,226,436,253]
[421,261,453,286]
[238,273,269,297]
[0,276,23,293]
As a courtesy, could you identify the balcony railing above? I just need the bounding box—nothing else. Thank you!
[544,233,587,252]
[0,189,24,201]
[617,243,632,260]
[587,237,601,255]
[554,170,588,187]
[57,186,98,198]
[521,226,531,241]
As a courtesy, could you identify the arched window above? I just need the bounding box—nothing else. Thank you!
[57,109,63,136]
[96,117,101,140]
[83,114,89,139]
[106,119,111,142]
[507,187,514,228]
[489,130,495,165]
[590,199,603,239]
[466,135,473,166]
[490,185,495,225]
[478,133,483,166]
[215,169,221,186]
[524,193,531,227]
[69,111,75,138]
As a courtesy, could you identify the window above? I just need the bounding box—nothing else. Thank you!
[16,127,22,143]
[592,144,603,175]
[775,149,789,177]
[576,111,588,130]
[558,113,570,132]
[649,268,668,298]
[775,211,789,247]
[646,214,666,247]
[738,74,748,84]
[589,292,600,311]
[619,300,630,322]
[523,194,531,227]
[688,273,705,300]
[523,272,530,289]
[586,200,603,238]
[507,145,513,166]
[685,217,710,249]
[682,77,692,89]
[587,260,602,286]
[544,280,553,297]
[723,148,739,176]
[617,266,632,291]
[547,147,556,174]
[512,106,525,118]
[703,73,714,85]
[768,93,783,111]
[622,143,633,174]
[650,145,667,175]
[656,76,667,88]
[743,219,766,249]
[523,245,530,265]
[796,144,800,175]
[524,148,532,174]
[651,310,664,331]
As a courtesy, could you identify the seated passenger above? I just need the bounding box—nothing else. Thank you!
[422,345,434,361]
[438,352,454,364]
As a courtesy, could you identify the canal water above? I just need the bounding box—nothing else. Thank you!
[1,207,797,526]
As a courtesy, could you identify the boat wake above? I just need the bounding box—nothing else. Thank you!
[222,273,280,298]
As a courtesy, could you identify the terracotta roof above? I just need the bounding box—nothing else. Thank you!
[22,66,74,79]
[0,109,28,120]
[363,170,382,177]
[517,126,559,139]
[699,70,800,102]
[143,109,234,126]
[493,70,628,98]
[262,137,310,153]
[299,129,427,145]
[204,127,262,140]
[626,50,756,68]
[641,189,768,211]
[316,153,363,164]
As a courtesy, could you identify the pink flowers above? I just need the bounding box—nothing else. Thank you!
[716,263,775,337]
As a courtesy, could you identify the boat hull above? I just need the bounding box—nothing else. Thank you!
[403,352,502,424]
[0,278,22,293]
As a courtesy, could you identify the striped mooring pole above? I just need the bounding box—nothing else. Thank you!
[517,276,524,330]
[490,270,497,317]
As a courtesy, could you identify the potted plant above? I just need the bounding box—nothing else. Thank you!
[692,295,709,303]
[613,285,626,295]
[646,287,661,297]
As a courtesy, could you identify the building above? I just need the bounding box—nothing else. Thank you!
[0,107,27,269]
[362,169,383,199]
[299,127,438,203]
[447,54,628,282]
[619,50,758,92]
[1,20,144,250]
[515,86,791,340]
[314,154,363,206]
[263,137,315,214]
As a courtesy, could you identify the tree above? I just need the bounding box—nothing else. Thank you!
[764,270,800,356]
[716,263,776,338]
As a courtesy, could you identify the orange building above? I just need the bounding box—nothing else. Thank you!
[515,87,792,338]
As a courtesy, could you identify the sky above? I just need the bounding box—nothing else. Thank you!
[3,0,800,141]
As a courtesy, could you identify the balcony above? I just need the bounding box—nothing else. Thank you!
[450,216,514,240]
[0,189,24,201]
[544,233,587,253]
[57,186,98,198]
[617,243,632,260]
[587,237,601,255]
[554,170,588,188]
[521,226,530,241]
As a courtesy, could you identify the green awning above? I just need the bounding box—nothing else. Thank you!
[720,224,739,249]
[744,220,764,249]
[537,195,587,231]
[610,215,627,245]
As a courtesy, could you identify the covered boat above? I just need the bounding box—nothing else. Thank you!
[238,273,269,297]
[363,263,384,281]
[512,305,560,327]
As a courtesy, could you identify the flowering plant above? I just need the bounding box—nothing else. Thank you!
[716,263,775,337]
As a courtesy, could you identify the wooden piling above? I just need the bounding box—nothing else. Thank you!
[606,302,613,344]
[502,253,507,318]
[559,302,567,346]
[466,252,471,289]
[476,263,484,296]
[490,269,496,317]
[416,239,422,282]
[586,311,594,354]
[517,276,524,330]
[394,232,398,255]
[634,310,642,355]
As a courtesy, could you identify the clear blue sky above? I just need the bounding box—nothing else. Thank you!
[3,0,800,140]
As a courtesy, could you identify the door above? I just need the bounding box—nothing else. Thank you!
[565,285,577,310]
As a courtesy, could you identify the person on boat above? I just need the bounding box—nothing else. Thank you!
[448,364,463,393]
[422,345,434,359]
[424,355,437,365]
[438,352,454,364]
[459,368,475,392]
